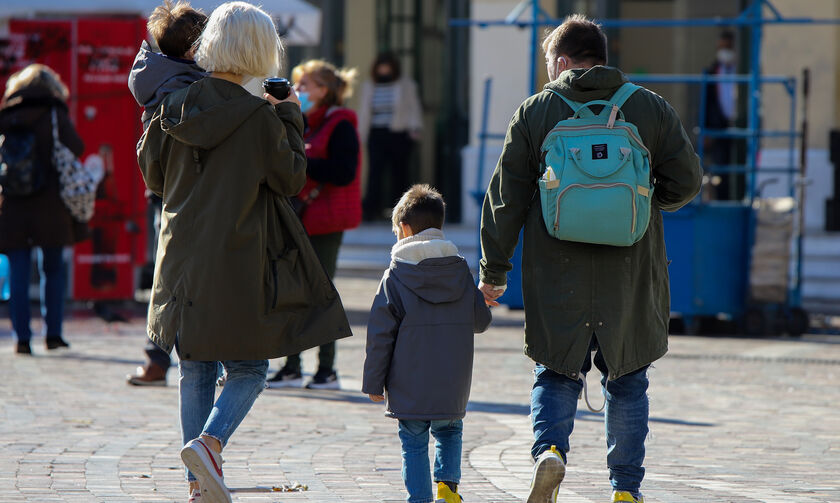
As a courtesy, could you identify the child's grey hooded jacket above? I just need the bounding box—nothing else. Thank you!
[128,40,207,129]
[363,228,492,420]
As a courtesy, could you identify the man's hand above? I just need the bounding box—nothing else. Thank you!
[368,394,385,402]
[264,87,301,108]
[478,281,505,307]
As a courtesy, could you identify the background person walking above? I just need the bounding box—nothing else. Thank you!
[137,3,352,501]
[0,64,86,355]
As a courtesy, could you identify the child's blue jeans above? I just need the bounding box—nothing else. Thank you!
[398,419,463,503]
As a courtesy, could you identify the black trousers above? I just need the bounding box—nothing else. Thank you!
[363,128,414,220]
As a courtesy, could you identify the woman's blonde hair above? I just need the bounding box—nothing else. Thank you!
[195,1,283,77]
[292,59,357,108]
[3,64,69,101]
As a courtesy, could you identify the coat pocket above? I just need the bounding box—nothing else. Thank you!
[266,248,309,313]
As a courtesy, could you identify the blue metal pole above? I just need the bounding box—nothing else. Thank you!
[697,71,708,188]
[747,0,762,204]
[475,78,493,206]
[787,80,797,199]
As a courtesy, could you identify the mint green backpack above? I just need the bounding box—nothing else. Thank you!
[538,82,653,247]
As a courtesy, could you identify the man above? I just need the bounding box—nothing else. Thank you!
[704,30,740,200]
[478,15,702,503]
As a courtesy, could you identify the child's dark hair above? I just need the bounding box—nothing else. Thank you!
[392,184,446,235]
[147,0,208,59]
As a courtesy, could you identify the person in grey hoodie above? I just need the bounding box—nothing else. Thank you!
[126,0,207,387]
[363,184,492,503]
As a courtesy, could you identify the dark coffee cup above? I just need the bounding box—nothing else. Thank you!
[262,77,291,100]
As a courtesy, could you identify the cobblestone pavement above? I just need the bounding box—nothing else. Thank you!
[1,273,839,503]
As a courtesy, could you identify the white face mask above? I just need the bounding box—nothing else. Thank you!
[717,48,735,65]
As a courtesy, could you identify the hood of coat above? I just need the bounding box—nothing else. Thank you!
[128,40,207,111]
[159,77,267,149]
[389,228,471,304]
[0,87,65,129]
[545,65,628,103]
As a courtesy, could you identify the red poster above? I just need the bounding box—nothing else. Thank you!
[6,17,148,301]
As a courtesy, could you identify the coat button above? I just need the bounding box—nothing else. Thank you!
[585,322,590,327]
[598,322,604,326]
[188,301,193,307]
[172,296,177,302]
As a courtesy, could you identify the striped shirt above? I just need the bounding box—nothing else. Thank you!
[371,83,397,128]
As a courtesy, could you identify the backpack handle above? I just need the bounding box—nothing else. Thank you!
[571,100,626,123]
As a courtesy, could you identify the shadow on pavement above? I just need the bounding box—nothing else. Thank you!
[467,400,715,427]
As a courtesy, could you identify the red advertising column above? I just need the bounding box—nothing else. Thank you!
[7,17,148,301]
[70,18,147,300]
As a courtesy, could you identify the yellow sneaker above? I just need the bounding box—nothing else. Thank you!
[435,481,461,503]
[612,490,645,503]
[527,445,564,503]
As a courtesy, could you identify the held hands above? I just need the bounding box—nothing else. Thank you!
[264,87,301,108]
[368,394,385,402]
[478,281,506,307]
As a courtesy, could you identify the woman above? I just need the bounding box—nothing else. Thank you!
[137,3,351,502]
[266,59,362,390]
[0,64,86,355]
[357,52,423,221]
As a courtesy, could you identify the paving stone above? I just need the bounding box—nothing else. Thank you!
[1,273,839,502]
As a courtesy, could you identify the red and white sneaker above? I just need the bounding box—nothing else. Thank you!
[180,439,231,503]
[188,488,201,502]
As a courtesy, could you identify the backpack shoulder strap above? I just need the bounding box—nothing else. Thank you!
[608,82,640,109]
[544,88,594,118]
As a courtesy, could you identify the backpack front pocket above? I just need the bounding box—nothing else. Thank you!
[550,182,637,246]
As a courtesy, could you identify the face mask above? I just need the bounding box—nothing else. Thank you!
[298,91,313,113]
[717,48,735,65]
[375,72,395,83]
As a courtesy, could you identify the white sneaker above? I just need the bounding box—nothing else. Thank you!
[188,488,201,502]
[180,439,231,503]
[526,445,565,503]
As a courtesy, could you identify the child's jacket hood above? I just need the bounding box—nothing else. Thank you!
[390,228,469,305]
[128,40,207,125]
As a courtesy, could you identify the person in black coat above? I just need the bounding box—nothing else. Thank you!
[0,64,85,354]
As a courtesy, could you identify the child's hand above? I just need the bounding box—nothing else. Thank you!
[368,394,384,402]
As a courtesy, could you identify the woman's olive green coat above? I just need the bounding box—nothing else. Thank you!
[138,78,351,361]
[480,67,702,379]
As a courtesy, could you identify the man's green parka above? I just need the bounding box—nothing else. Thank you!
[480,67,702,379]
[138,78,352,361]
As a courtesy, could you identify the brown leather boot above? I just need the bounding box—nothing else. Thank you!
[127,362,167,386]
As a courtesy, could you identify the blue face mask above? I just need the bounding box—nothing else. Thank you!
[298,91,313,113]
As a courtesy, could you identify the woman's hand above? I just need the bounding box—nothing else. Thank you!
[264,86,301,108]
[368,394,385,402]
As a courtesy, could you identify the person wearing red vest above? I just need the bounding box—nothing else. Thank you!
[267,59,362,390]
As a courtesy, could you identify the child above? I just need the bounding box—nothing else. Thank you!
[363,184,492,503]
[125,0,207,389]
[128,0,208,130]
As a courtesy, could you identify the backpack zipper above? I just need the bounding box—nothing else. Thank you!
[541,124,652,163]
[554,182,637,234]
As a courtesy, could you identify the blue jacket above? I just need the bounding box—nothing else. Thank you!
[363,229,492,420]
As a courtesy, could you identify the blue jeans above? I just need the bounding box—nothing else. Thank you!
[7,247,66,343]
[398,419,463,503]
[179,359,268,482]
[531,340,649,496]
